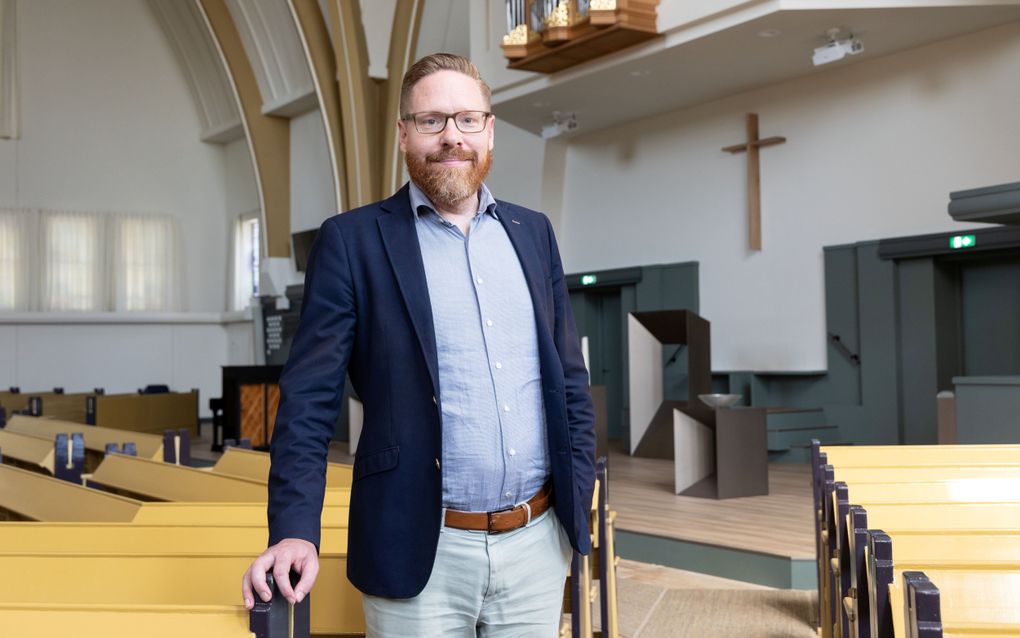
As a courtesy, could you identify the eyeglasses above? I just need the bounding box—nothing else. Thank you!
[402,110,492,135]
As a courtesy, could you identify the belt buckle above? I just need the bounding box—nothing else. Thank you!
[486,505,515,534]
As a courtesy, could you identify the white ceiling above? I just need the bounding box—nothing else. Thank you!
[491,5,1020,137]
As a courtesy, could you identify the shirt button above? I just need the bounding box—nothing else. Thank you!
[508,448,516,456]
[486,319,493,327]
[505,491,513,498]
[503,404,510,412]
[495,362,502,370]
[476,276,484,285]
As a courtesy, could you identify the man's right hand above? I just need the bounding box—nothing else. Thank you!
[241,538,319,609]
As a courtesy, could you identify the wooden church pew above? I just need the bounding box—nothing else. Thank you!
[89,453,270,502]
[811,440,1020,638]
[6,414,164,469]
[91,390,199,436]
[0,429,56,474]
[0,464,142,522]
[811,440,1020,557]
[0,390,93,422]
[0,522,344,553]
[818,467,1020,637]
[867,531,1020,638]
[0,462,352,526]
[0,389,29,413]
[210,445,353,488]
[821,443,1020,467]
[0,566,308,638]
[0,528,361,635]
[826,487,1020,638]
[89,452,353,507]
[825,476,1020,614]
[828,498,1020,636]
[132,501,350,527]
[0,602,255,638]
[890,565,1020,637]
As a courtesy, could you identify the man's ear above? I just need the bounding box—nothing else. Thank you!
[398,119,408,153]
[487,115,495,152]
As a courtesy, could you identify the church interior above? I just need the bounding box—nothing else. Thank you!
[2,0,1020,636]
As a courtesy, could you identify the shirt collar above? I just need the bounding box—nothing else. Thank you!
[408,180,498,220]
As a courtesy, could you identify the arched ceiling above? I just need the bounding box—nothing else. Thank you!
[148,0,243,143]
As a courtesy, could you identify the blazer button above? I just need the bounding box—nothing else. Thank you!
[435,458,441,470]
[432,395,437,405]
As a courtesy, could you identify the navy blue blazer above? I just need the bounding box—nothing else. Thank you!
[267,183,596,598]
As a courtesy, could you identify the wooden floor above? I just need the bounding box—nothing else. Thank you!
[608,450,815,560]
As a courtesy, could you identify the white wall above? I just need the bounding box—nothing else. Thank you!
[0,0,260,412]
[486,118,546,212]
[0,314,255,417]
[0,0,230,312]
[559,22,1020,371]
[290,108,335,230]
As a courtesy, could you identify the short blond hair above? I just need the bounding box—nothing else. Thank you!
[399,53,491,118]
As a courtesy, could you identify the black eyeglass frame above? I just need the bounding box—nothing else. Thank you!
[401,110,493,135]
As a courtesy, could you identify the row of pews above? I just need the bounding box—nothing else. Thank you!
[0,416,359,637]
[0,414,621,637]
[812,439,1020,638]
[0,386,198,436]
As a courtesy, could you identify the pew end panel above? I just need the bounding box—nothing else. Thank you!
[903,571,942,638]
[250,571,309,638]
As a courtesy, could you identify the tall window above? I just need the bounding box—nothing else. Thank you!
[232,212,260,310]
[0,208,29,310]
[0,209,180,313]
[113,214,179,311]
[40,211,104,311]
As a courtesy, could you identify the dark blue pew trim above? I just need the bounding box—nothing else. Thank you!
[904,571,942,637]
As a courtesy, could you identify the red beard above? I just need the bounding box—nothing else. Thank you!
[405,148,493,209]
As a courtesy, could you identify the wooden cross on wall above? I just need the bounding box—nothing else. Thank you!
[722,113,786,251]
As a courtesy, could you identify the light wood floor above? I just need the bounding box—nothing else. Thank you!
[608,450,815,559]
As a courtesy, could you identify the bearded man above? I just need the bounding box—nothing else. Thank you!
[241,53,595,638]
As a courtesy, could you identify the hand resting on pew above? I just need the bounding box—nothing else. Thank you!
[242,538,318,609]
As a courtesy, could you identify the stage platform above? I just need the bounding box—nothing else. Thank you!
[608,450,816,589]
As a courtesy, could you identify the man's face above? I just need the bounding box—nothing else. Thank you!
[399,70,495,207]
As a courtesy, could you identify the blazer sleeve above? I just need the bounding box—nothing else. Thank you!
[267,219,356,551]
[543,215,597,508]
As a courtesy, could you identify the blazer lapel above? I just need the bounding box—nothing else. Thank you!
[377,185,440,398]
[496,203,554,338]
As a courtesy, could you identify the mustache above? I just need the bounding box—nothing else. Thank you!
[426,149,477,163]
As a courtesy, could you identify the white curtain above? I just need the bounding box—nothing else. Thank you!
[38,209,107,311]
[111,213,181,312]
[0,207,32,310]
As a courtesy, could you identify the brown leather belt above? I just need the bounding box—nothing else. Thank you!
[444,483,553,534]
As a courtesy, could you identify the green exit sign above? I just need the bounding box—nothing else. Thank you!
[581,274,598,286]
[950,234,976,249]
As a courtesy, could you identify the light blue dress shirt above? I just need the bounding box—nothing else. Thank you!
[409,180,550,513]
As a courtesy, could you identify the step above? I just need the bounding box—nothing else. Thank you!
[769,441,849,464]
[767,423,839,453]
[765,407,827,429]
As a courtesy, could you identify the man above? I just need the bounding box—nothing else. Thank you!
[241,53,595,637]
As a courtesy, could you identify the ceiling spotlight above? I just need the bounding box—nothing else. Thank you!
[812,28,863,66]
[541,111,578,139]
[757,28,781,38]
